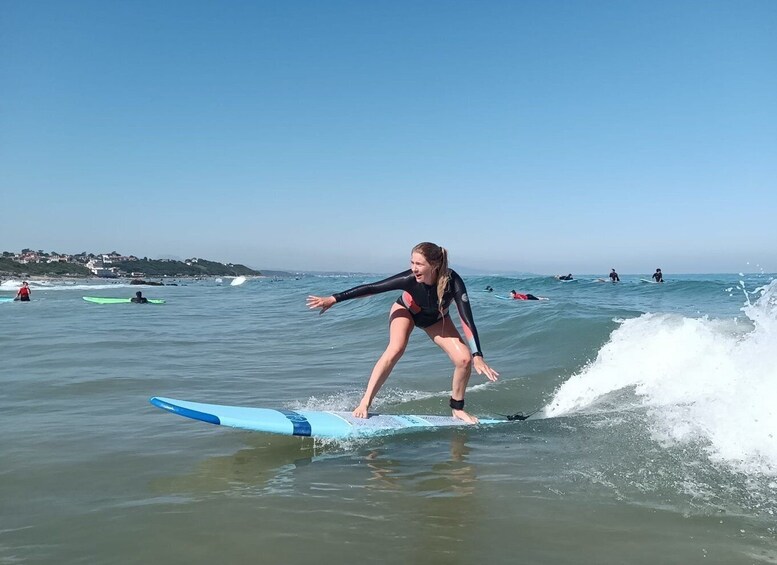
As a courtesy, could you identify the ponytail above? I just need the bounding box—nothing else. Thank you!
[436,247,450,317]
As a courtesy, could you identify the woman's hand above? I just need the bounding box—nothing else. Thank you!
[473,356,499,382]
[307,295,336,314]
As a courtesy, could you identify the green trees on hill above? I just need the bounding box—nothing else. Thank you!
[111,259,260,277]
[0,256,260,277]
[0,258,92,276]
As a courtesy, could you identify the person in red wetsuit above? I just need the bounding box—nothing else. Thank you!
[307,242,499,424]
[509,290,541,300]
[16,281,31,302]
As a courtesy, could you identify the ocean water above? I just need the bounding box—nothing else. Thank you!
[1,273,776,564]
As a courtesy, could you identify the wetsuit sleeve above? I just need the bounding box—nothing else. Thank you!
[450,271,484,357]
[332,270,412,303]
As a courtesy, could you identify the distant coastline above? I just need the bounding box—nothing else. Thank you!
[0,249,261,278]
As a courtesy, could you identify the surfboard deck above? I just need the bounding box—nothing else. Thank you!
[83,296,166,304]
[640,279,659,284]
[150,396,511,439]
[0,297,14,303]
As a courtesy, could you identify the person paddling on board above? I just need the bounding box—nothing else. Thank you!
[652,268,663,283]
[556,274,573,281]
[130,291,148,303]
[509,290,546,301]
[609,268,620,282]
[307,242,499,424]
[15,281,31,302]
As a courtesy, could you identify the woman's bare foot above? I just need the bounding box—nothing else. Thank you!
[452,409,479,424]
[352,403,370,419]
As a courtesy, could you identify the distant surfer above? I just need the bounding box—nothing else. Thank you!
[484,285,494,292]
[652,268,663,283]
[307,242,499,424]
[15,281,31,302]
[509,290,545,301]
[556,274,573,281]
[130,291,149,303]
[609,269,620,282]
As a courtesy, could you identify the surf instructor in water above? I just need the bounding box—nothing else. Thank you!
[307,242,499,424]
[15,281,31,302]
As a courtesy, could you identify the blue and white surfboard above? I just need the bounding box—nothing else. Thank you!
[150,396,511,439]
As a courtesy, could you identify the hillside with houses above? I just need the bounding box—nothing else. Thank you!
[0,250,261,278]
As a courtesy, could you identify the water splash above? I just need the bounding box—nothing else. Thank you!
[546,280,777,476]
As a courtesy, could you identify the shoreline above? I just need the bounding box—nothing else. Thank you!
[0,274,267,287]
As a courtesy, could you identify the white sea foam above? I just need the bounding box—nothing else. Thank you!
[230,276,247,286]
[1,278,27,290]
[0,279,136,292]
[291,387,454,412]
[546,280,777,476]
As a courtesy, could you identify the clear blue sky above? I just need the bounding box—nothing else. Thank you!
[2,1,775,274]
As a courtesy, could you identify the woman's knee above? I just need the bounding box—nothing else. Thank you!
[383,344,407,363]
[451,353,472,371]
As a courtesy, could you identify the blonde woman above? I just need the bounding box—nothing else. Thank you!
[307,242,498,423]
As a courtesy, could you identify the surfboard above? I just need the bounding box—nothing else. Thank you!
[149,396,513,439]
[83,296,166,304]
[640,279,659,284]
[0,297,14,303]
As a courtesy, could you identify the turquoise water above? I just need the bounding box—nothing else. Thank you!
[1,273,776,564]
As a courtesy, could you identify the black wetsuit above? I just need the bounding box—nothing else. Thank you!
[332,269,484,356]
[131,297,148,303]
[609,272,620,282]
[652,272,663,283]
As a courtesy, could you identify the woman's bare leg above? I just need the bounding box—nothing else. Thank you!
[353,303,414,418]
[424,317,478,423]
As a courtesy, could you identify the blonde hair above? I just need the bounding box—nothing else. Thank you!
[412,242,450,317]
